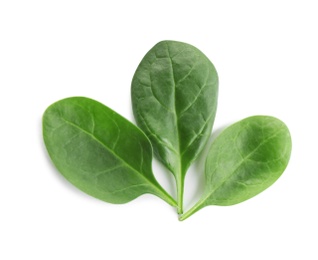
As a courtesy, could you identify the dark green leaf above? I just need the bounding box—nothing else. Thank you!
[180,116,292,220]
[43,97,176,207]
[131,40,218,213]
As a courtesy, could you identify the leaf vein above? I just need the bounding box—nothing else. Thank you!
[181,112,215,156]
[166,42,181,161]
[137,111,178,155]
[109,183,150,195]
[59,117,154,187]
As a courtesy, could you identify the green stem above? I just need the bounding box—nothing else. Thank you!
[179,199,204,221]
[155,185,178,208]
[176,176,184,214]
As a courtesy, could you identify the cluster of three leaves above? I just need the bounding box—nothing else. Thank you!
[43,41,291,220]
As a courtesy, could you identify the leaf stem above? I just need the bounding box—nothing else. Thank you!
[179,199,204,221]
[176,176,184,214]
[154,185,178,208]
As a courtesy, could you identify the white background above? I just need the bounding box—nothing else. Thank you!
[1,0,317,259]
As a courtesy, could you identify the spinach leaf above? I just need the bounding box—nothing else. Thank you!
[131,40,218,213]
[43,97,177,207]
[180,116,292,220]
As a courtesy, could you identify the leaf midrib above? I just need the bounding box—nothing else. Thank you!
[166,42,182,175]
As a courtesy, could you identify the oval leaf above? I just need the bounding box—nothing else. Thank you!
[180,116,292,220]
[43,97,176,206]
[131,40,218,212]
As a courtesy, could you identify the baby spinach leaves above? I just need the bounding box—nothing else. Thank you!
[180,116,292,220]
[131,41,218,213]
[43,41,292,220]
[43,97,177,207]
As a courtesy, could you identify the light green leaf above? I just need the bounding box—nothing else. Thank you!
[43,97,176,207]
[180,116,292,220]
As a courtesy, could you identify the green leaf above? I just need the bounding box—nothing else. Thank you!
[180,116,292,220]
[131,40,218,213]
[43,97,177,207]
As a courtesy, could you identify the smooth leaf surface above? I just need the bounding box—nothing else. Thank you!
[131,40,218,212]
[43,97,176,206]
[180,116,292,220]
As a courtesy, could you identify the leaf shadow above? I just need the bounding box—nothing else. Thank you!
[184,123,230,211]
